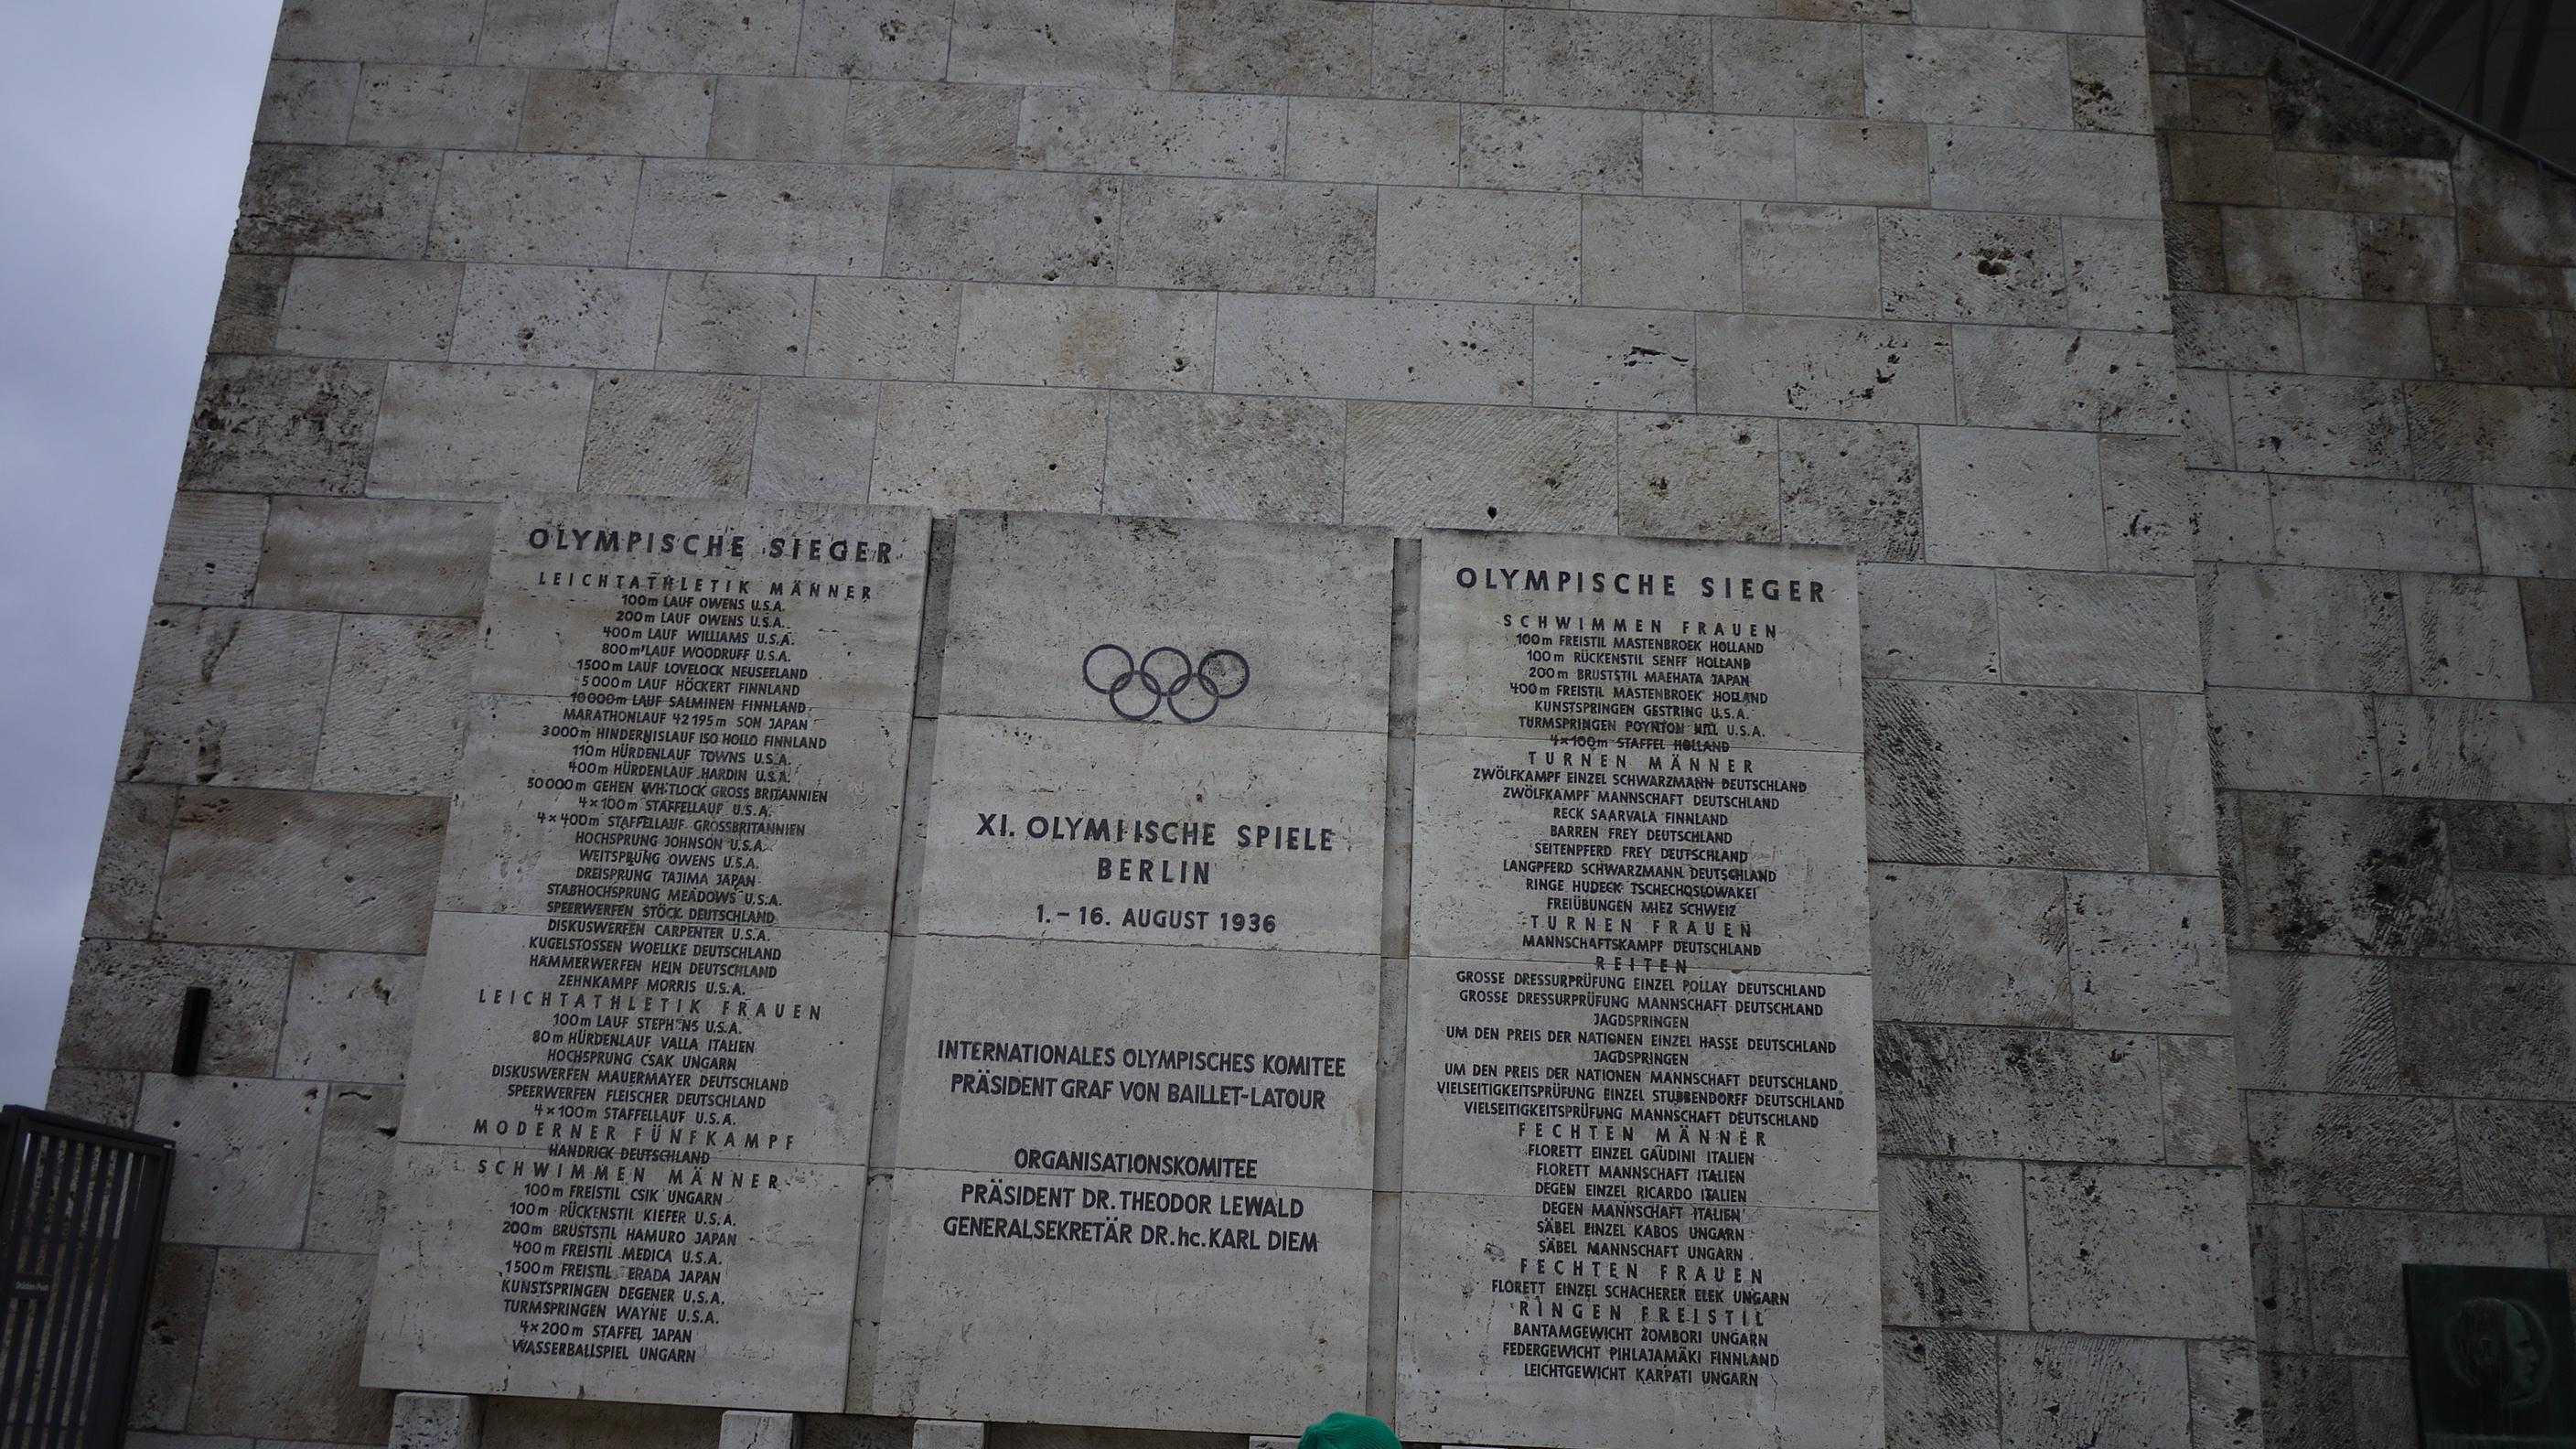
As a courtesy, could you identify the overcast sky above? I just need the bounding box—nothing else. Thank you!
[0,1,279,1107]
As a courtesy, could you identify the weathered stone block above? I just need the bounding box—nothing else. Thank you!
[1103,393,1343,523]
[1997,572,2198,692]
[1711,18,1863,117]
[2174,292,2302,371]
[2404,574,2532,698]
[808,276,961,383]
[2161,1035,2247,1167]
[948,0,1174,88]
[1502,10,1707,111]
[1372,5,1502,102]
[1531,306,1695,411]
[2378,697,2576,804]
[2528,580,2576,701]
[1884,1329,2000,1449]
[307,1082,401,1252]
[1869,863,2067,1025]
[2406,381,2576,488]
[2098,433,2194,574]
[84,784,175,940]
[1579,196,1739,311]
[633,159,889,274]
[2457,1100,2576,1212]
[2200,564,2408,693]
[481,0,617,68]
[2026,1164,2251,1337]
[315,615,474,795]
[1858,564,1999,684]
[1781,419,1925,561]
[956,284,1214,392]
[1017,88,1285,179]
[450,264,665,368]
[346,65,524,150]
[1953,324,2178,432]
[237,143,443,258]
[1997,1336,2190,1449]
[801,0,952,80]
[1613,413,1779,542]
[846,82,1020,167]
[2246,1090,2462,1209]
[2069,34,2154,134]
[1880,210,2066,326]
[391,1392,482,1449]
[655,270,814,375]
[751,376,877,501]
[274,258,459,362]
[1877,1022,2163,1161]
[1284,98,1458,187]
[2453,875,2576,961]
[59,939,290,1078]
[1865,681,2149,871]
[2066,872,2227,1034]
[2301,1208,2550,1356]
[127,1241,213,1429]
[1919,427,2105,570]
[2390,960,2576,1100]
[2144,692,2221,877]
[1743,203,1881,317]
[368,363,594,496]
[1866,25,2072,128]
[2206,688,2380,795]
[871,382,1107,512]
[1175,0,1368,96]
[255,61,358,146]
[1344,402,1615,534]
[136,1075,324,1248]
[885,169,1119,284]
[2269,477,2477,573]
[209,253,291,354]
[254,497,493,617]
[188,1250,390,1441]
[1929,125,2158,219]
[155,494,268,608]
[120,606,339,790]
[581,371,761,496]
[2233,793,2453,957]
[520,69,714,156]
[181,357,381,496]
[710,75,852,161]
[1458,103,1641,192]
[2260,1352,2417,1449]
[1214,295,1530,405]
[1118,177,1375,295]
[276,950,423,1084]
[1700,316,1956,424]
[2477,486,2576,577]
[608,0,800,73]
[1794,119,1927,205]
[1881,1156,2030,1330]
[156,789,445,953]
[428,152,639,265]
[1644,113,1796,202]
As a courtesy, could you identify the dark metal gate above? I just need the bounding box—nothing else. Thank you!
[0,1107,173,1449]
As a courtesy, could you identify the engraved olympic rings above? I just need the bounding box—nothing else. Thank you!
[1082,644,1251,724]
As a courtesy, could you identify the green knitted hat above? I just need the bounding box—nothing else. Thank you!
[1297,1412,1401,1449]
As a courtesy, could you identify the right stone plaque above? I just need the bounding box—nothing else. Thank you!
[1396,531,1880,1449]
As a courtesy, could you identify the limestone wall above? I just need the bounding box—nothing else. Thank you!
[2150,3,2576,1446]
[52,0,2571,1445]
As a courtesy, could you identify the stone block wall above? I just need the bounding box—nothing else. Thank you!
[63,0,2576,1445]
[2148,3,2576,1446]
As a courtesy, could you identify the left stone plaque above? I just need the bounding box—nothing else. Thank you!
[364,498,931,1411]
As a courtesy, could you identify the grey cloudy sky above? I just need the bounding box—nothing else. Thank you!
[0,1,278,1106]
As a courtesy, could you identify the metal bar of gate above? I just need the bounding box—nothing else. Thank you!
[0,1108,173,1449]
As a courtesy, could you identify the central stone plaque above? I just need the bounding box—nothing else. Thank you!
[1393,531,1879,1449]
[863,512,1392,1433]
[364,498,929,1411]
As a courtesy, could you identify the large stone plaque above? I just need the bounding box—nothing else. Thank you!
[1394,532,1880,1449]
[364,498,930,1411]
[864,511,1391,1432]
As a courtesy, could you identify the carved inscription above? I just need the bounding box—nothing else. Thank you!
[1396,531,1880,1449]
[364,499,928,1411]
